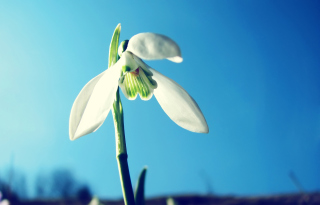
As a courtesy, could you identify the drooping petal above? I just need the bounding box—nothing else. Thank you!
[150,69,209,133]
[69,72,104,140]
[69,63,122,140]
[127,33,183,63]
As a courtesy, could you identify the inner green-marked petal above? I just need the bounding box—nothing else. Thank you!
[119,68,157,101]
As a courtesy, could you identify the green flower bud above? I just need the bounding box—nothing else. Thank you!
[118,40,129,57]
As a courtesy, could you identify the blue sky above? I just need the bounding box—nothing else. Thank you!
[0,0,319,199]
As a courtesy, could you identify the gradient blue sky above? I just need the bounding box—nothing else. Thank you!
[0,0,319,199]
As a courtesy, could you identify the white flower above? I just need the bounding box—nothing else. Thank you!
[0,199,9,205]
[0,192,9,205]
[88,196,104,205]
[69,32,209,140]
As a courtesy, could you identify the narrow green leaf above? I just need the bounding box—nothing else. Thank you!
[134,167,147,205]
[108,23,121,68]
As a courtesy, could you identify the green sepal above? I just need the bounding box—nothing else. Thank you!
[108,24,121,68]
[134,167,147,205]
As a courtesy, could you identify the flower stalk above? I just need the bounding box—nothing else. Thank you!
[112,89,135,205]
[109,24,135,205]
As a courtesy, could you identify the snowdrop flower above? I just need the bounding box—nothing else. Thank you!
[69,32,208,140]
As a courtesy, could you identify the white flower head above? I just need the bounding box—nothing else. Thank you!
[69,25,209,140]
[0,192,9,205]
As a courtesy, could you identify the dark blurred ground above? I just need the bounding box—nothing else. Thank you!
[10,192,320,205]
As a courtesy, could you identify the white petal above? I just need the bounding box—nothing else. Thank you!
[150,69,209,133]
[127,33,183,63]
[69,72,104,140]
[69,63,121,140]
[120,51,140,72]
[132,54,153,75]
[167,56,183,63]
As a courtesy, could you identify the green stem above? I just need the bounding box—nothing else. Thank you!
[108,23,135,205]
[112,89,135,205]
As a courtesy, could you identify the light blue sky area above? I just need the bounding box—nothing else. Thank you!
[0,0,319,199]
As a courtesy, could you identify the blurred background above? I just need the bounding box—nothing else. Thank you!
[0,0,319,201]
